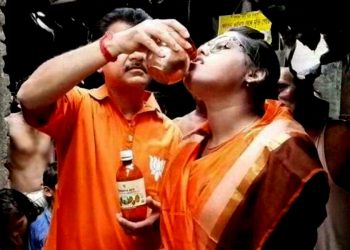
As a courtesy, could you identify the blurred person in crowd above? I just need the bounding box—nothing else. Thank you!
[0,188,42,250]
[5,93,54,207]
[278,66,350,250]
[29,162,58,250]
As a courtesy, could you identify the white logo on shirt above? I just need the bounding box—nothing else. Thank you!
[149,156,166,182]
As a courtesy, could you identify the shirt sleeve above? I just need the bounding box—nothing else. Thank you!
[36,87,86,140]
[28,223,38,250]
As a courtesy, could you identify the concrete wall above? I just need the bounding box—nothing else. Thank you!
[313,58,350,121]
[314,62,342,119]
[340,56,350,120]
[0,0,11,189]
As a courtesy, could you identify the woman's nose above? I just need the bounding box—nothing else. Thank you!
[197,44,210,56]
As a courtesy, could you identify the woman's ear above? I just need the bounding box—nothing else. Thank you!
[245,69,266,84]
[97,68,103,73]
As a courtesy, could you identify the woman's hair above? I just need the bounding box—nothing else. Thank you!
[230,26,280,111]
[0,188,42,249]
[92,7,152,40]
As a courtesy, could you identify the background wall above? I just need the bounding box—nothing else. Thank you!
[0,0,11,188]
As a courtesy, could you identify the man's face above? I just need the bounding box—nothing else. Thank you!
[101,21,151,90]
[277,67,297,112]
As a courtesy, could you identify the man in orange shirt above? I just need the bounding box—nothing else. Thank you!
[160,27,329,249]
[17,8,192,250]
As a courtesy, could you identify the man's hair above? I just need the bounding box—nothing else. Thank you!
[43,162,58,189]
[93,7,152,40]
[230,26,280,110]
[288,67,329,127]
[0,188,42,248]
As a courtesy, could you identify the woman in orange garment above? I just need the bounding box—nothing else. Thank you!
[160,27,329,250]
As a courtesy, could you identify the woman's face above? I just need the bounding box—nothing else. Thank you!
[277,67,297,112]
[7,213,29,247]
[184,31,252,100]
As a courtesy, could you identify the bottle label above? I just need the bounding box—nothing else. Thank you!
[117,178,146,209]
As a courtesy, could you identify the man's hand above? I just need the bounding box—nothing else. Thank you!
[111,19,193,58]
[117,196,161,235]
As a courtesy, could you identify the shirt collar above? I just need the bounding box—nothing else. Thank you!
[88,84,163,119]
[88,84,109,100]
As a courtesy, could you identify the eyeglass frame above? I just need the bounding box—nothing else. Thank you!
[203,32,258,66]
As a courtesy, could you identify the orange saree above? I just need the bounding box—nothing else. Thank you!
[160,100,329,250]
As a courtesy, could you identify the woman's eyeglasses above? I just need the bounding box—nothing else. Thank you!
[206,36,246,54]
[205,34,259,66]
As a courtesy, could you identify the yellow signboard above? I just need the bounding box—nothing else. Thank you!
[218,10,272,43]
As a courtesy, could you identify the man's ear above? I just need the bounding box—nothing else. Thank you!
[43,186,53,198]
[245,69,266,84]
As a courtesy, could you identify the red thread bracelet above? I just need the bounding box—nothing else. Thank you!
[99,31,117,62]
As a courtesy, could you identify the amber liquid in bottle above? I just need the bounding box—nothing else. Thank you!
[146,37,197,85]
[116,150,147,222]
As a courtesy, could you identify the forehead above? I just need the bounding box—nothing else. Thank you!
[209,31,243,43]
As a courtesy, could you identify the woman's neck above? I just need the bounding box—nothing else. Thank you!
[206,103,260,148]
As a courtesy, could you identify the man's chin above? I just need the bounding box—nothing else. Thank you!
[125,79,149,89]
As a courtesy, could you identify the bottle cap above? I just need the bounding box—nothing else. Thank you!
[120,149,133,161]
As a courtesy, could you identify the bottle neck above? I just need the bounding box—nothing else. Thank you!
[122,160,133,167]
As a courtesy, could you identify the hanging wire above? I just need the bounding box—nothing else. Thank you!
[232,0,245,15]
[187,0,191,27]
[148,0,165,4]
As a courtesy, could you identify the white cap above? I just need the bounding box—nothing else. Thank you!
[120,150,133,161]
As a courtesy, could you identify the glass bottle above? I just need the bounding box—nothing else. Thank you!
[116,149,147,222]
[146,38,197,85]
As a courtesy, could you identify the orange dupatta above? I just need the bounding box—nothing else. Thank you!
[160,100,325,250]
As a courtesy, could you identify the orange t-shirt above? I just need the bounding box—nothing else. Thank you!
[37,85,181,250]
